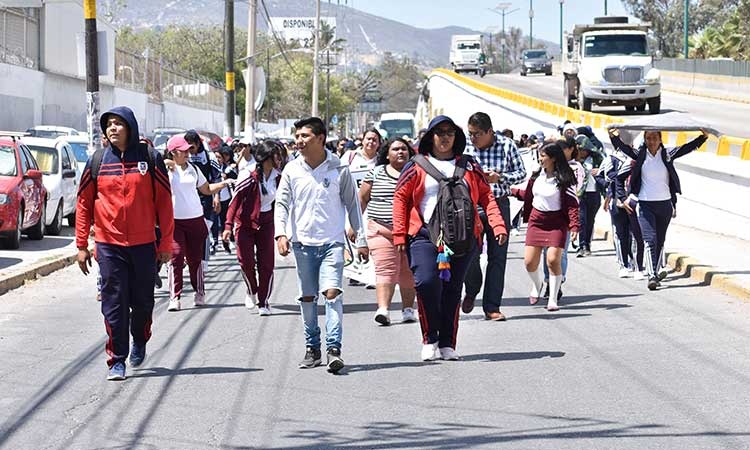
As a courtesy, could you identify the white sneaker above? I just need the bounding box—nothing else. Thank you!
[421,343,439,361]
[245,293,257,309]
[633,271,646,281]
[374,307,391,326]
[258,306,271,316]
[168,298,181,311]
[618,268,633,278]
[194,293,206,307]
[439,347,461,361]
[401,307,417,323]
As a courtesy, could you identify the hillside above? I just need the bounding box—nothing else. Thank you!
[110,0,555,68]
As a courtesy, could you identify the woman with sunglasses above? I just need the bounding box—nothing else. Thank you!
[359,138,418,326]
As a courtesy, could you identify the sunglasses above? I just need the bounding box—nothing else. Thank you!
[434,129,456,137]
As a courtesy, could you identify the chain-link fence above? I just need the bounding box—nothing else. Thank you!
[655,58,750,78]
[115,48,223,109]
[0,7,40,69]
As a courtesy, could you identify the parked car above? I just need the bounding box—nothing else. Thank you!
[60,133,92,174]
[25,125,81,139]
[24,137,81,234]
[0,133,47,249]
[152,127,186,153]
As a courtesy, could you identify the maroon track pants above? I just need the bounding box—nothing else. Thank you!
[169,216,209,299]
[235,210,275,307]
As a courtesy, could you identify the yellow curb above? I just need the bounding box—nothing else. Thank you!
[595,225,750,302]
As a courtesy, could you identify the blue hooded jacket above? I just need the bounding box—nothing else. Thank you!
[417,115,467,156]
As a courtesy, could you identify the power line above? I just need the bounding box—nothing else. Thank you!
[258,0,298,74]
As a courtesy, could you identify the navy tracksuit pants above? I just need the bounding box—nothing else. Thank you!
[637,200,672,278]
[407,227,477,349]
[464,197,510,313]
[97,242,156,367]
[610,204,632,269]
[578,191,601,250]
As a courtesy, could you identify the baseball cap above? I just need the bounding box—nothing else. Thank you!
[167,134,191,152]
[239,136,253,145]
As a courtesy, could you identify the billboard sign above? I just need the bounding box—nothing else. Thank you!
[269,17,336,46]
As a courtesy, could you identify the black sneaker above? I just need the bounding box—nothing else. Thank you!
[326,347,345,374]
[348,278,364,287]
[647,277,659,291]
[130,342,146,367]
[299,347,322,369]
[657,270,668,281]
[576,247,586,258]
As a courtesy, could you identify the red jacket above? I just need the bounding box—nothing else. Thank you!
[392,157,507,247]
[225,170,281,231]
[511,175,580,232]
[76,144,174,253]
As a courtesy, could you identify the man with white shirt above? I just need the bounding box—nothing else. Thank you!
[274,117,369,374]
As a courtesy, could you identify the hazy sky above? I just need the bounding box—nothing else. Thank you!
[337,0,629,44]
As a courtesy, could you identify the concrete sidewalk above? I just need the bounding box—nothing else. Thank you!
[593,208,750,302]
[0,232,78,296]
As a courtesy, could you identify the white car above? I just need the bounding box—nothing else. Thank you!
[60,134,92,174]
[24,137,81,235]
[25,125,81,139]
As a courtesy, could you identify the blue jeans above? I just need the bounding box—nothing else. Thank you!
[292,242,345,350]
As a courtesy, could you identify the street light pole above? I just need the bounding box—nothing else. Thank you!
[682,0,690,59]
[311,0,321,117]
[488,3,518,74]
[559,0,564,53]
[224,0,235,137]
[529,0,533,49]
[244,0,257,140]
[83,0,101,155]
[604,0,608,15]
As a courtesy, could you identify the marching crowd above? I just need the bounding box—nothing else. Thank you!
[76,105,708,380]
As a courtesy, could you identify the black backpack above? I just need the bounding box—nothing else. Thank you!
[414,154,475,257]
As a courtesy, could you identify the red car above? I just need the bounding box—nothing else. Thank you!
[0,133,47,249]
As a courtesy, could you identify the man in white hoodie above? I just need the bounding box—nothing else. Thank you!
[274,117,369,374]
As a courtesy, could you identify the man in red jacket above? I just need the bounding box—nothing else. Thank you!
[76,106,174,381]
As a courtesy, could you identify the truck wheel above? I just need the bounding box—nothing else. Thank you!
[564,81,576,108]
[636,104,646,112]
[647,96,661,114]
[521,71,526,76]
[625,106,636,112]
[579,93,592,112]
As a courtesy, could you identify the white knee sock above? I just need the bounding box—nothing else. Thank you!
[548,275,562,309]
[528,264,544,297]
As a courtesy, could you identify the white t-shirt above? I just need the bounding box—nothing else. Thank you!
[343,149,378,172]
[170,163,207,219]
[532,174,562,212]
[420,156,459,223]
[260,168,280,212]
[639,150,671,201]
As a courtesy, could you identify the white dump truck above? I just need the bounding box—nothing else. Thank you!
[449,34,482,74]
[562,16,662,114]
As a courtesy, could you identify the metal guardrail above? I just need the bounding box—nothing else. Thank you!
[655,58,750,78]
[114,48,224,110]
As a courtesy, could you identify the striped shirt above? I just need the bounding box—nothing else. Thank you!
[464,133,526,198]
[363,165,399,225]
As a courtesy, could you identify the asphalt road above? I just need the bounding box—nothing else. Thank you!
[469,72,750,139]
[1,234,750,450]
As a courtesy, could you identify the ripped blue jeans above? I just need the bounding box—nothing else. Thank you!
[292,242,345,350]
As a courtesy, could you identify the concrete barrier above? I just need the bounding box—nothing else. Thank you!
[431,68,750,160]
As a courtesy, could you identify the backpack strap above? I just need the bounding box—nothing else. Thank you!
[413,154,448,181]
[414,154,468,181]
[90,147,105,182]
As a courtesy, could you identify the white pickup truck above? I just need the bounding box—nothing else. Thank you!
[562,16,662,114]
[449,34,482,75]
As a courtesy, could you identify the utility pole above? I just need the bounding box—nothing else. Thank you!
[325,49,331,128]
[244,0,257,140]
[83,0,101,155]
[224,0,235,137]
[604,0,608,15]
[559,0,564,53]
[311,0,321,117]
